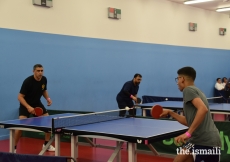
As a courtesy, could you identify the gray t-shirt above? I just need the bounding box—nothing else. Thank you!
[183,86,221,147]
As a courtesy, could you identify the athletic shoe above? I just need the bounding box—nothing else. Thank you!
[43,144,55,151]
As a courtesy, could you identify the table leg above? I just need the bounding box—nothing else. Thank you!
[71,136,78,160]
[143,109,146,117]
[55,134,60,156]
[9,130,15,153]
[116,141,121,162]
[107,141,123,162]
[147,144,159,155]
[128,143,136,162]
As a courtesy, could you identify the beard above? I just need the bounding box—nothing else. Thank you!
[135,82,140,85]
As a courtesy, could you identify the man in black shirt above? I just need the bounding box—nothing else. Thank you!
[14,64,55,153]
[116,73,142,116]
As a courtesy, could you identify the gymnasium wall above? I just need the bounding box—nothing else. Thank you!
[0,0,229,139]
[0,0,229,48]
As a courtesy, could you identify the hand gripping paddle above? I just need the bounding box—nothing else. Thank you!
[34,107,43,117]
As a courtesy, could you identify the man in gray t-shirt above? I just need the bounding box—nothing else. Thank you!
[161,67,221,162]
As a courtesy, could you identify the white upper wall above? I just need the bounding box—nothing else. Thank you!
[0,0,229,49]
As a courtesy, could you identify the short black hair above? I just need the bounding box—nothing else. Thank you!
[222,77,227,82]
[134,73,142,78]
[177,67,196,81]
[33,64,43,70]
[216,78,221,81]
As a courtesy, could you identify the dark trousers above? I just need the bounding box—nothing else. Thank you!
[116,97,136,117]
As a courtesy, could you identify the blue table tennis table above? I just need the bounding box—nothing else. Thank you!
[0,113,78,155]
[0,112,188,162]
[52,113,188,162]
[136,101,230,119]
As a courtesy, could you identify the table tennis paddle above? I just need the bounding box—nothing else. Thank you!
[151,105,163,119]
[34,107,43,116]
[137,98,142,104]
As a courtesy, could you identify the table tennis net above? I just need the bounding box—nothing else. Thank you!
[52,110,125,130]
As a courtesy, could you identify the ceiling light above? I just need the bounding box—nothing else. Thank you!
[216,7,230,12]
[184,0,214,5]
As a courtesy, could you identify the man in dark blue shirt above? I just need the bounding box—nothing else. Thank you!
[116,73,142,116]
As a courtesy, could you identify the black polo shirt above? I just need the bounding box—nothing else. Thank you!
[19,75,47,107]
[117,80,139,101]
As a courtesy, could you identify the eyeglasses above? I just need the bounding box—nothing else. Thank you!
[175,77,182,83]
[36,70,43,72]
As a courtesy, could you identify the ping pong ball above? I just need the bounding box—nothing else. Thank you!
[165,98,168,100]
[125,107,129,110]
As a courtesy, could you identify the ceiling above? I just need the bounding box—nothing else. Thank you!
[167,0,230,14]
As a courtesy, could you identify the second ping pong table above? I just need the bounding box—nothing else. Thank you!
[136,101,230,120]
[52,113,188,162]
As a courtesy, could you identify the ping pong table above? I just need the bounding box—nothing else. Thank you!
[52,112,188,162]
[0,113,81,154]
[0,112,188,162]
[136,101,230,120]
